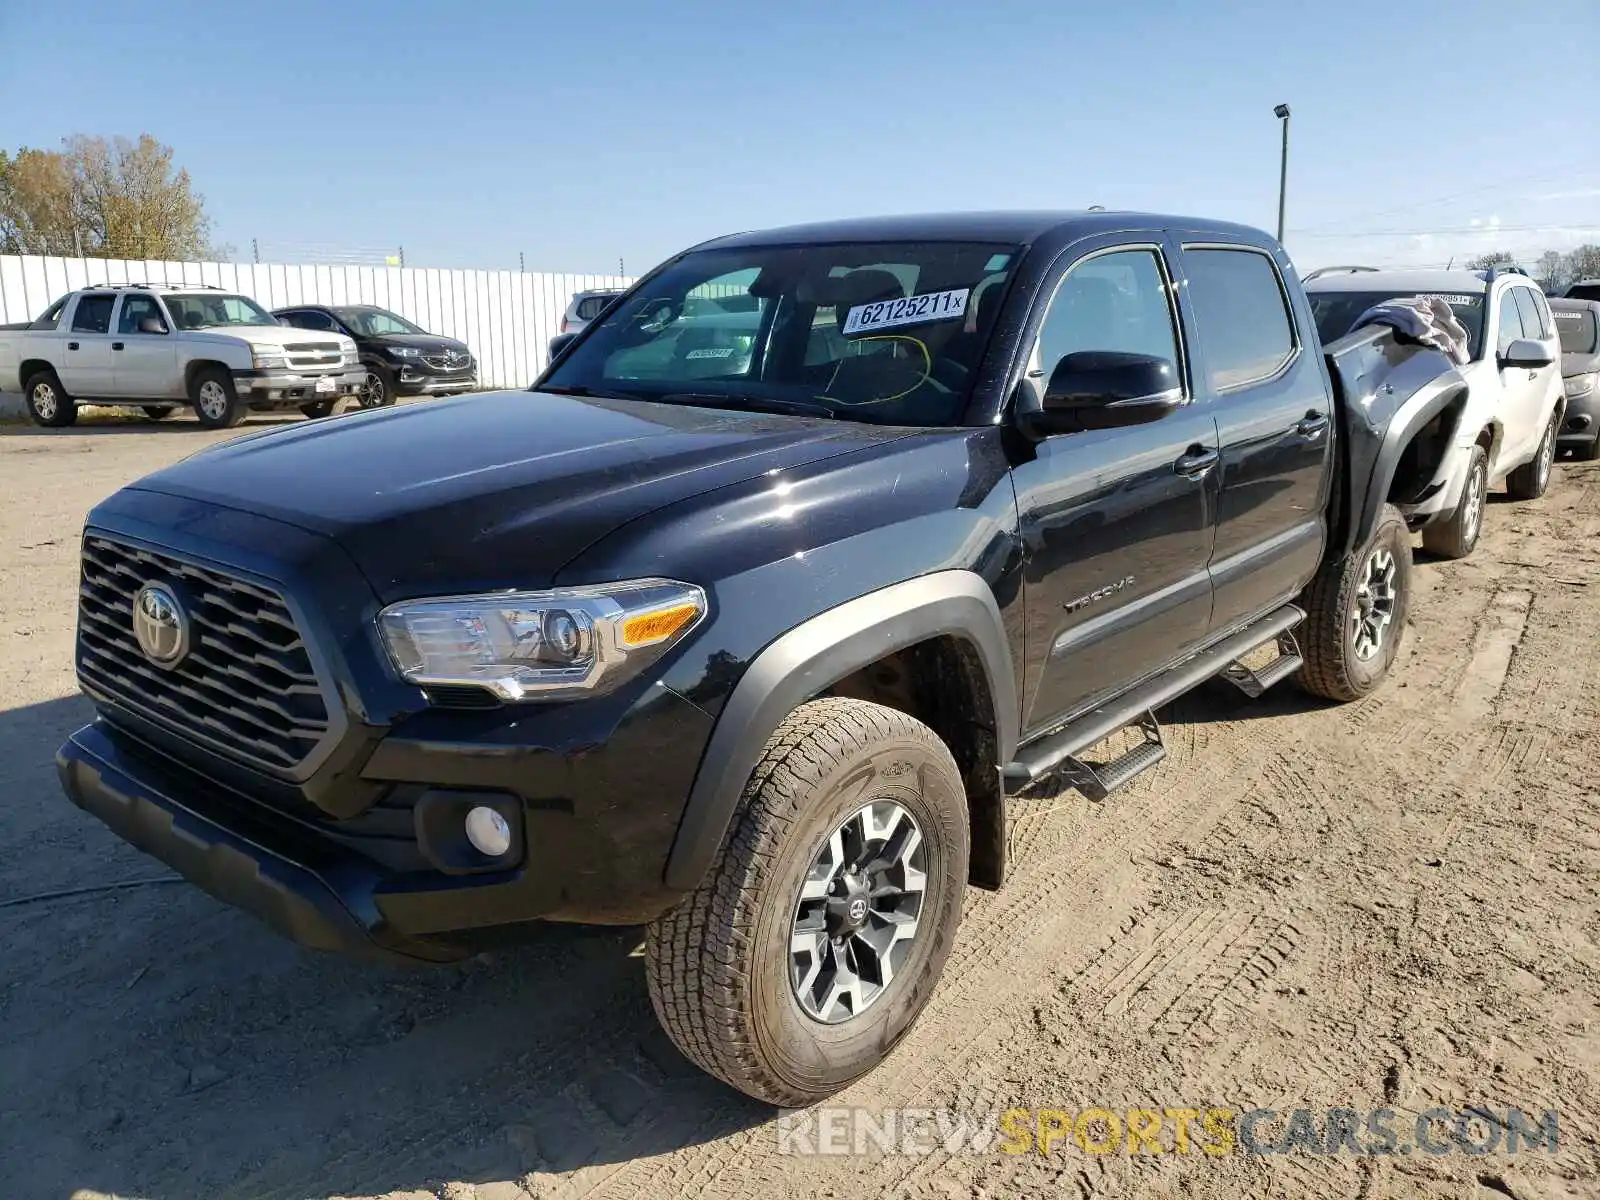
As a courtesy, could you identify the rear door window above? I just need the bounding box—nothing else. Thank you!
[1181,248,1297,390]
[71,294,116,334]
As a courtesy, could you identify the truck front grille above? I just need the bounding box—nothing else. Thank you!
[77,535,331,773]
[284,341,343,370]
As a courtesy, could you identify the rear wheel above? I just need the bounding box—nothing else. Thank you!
[1421,445,1487,560]
[190,368,246,430]
[1506,412,1558,500]
[24,369,77,428]
[1295,503,1412,702]
[646,697,968,1106]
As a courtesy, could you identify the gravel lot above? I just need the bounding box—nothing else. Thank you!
[1,405,1597,1200]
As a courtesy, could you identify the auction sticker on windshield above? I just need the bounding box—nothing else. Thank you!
[843,288,968,336]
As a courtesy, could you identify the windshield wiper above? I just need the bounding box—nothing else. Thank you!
[658,393,837,419]
[538,383,646,402]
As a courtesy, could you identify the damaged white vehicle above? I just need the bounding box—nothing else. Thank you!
[1304,267,1566,559]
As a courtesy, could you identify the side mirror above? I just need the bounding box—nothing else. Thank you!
[1500,337,1553,369]
[138,317,168,335]
[548,331,578,363]
[1026,351,1183,435]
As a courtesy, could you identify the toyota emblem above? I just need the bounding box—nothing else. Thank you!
[132,581,191,668]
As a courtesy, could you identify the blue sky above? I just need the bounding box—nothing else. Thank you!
[3,0,1597,275]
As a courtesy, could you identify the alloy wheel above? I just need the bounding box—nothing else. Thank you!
[197,380,228,421]
[32,382,57,422]
[1463,462,1485,545]
[361,371,387,408]
[1350,547,1398,662]
[790,800,927,1025]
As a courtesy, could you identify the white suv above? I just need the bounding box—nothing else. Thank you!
[0,284,365,430]
[1306,268,1566,558]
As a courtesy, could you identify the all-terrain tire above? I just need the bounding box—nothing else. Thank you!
[23,369,77,428]
[645,697,969,1106]
[1295,503,1412,702]
[190,367,246,430]
[1421,444,1487,560]
[1506,411,1558,500]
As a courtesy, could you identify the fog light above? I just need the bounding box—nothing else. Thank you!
[464,806,513,857]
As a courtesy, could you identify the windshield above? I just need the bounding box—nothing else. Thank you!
[542,241,1022,426]
[334,306,426,336]
[1568,283,1600,303]
[1555,308,1598,354]
[163,293,277,330]
[1308,289,1486,359]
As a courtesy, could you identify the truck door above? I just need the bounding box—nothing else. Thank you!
[1174,240,1332,635]
[111,293,180,398]
[58,292,118,397]
[1010,241,1219,736]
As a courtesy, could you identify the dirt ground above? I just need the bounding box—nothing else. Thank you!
[1,407,1597,1200]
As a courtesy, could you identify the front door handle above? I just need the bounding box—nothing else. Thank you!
[1296,412,1330,439]
[1174,445,1220,478]
[111,341,125,351]
[67,341,80,351]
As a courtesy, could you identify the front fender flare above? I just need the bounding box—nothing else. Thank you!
[662,570,1018,892]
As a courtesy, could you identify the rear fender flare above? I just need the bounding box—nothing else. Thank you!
[663,570,1018,892]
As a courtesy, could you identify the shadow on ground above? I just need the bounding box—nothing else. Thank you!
[0,694,768,1200]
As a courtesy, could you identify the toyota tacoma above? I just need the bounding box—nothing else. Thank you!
[56,211,1467,1105]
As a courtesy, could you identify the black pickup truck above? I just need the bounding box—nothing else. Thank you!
[56,211,1469,1106]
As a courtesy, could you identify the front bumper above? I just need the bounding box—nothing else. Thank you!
[235,366,366,404]
[58,720,458,964]
[394,367,478,396]
[1558,390,1599,449]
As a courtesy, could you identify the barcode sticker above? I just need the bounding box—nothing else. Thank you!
[842,288,969,336]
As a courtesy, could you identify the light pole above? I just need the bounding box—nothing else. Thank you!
[1274,103,1291,244]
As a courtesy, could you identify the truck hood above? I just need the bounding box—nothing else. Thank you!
[130,389,910,600]
[185,325,353,351]
[366,332,471,355]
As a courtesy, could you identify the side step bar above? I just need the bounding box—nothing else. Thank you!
[1001,604,1305,796]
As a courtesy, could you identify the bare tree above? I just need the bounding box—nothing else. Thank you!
[1466,250,1516,271]
[1535,250,1566,294]
[1567,244,1600,284]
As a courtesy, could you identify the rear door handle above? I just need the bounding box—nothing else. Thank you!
[67,341,80,351]
[1295,412,1330,439]
[111,342,125,351]
[1174,445,1220,478]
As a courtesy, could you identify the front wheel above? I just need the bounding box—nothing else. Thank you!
[646,697,969,1106]
[190,368,246,430]
[359,364,396,408]
[1295,503,1412,702]
[1505,412,1558,500]
[1421,444,1487,560]
[24,370,77,427]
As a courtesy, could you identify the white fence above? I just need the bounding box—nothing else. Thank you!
[0,254,634,392]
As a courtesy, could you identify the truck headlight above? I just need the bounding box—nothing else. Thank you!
[342,345,361,366]
[252,346,287,370]
[377,579,707,701]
